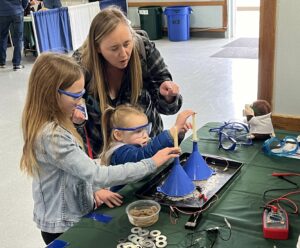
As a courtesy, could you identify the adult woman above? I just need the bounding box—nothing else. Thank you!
[73,7,182,157]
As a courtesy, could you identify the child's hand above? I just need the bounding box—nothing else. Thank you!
[170,110,194,137]
[72,108,86,125]
[93,188,123,208]
[152,147,181,167]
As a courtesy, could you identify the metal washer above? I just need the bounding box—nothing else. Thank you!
[156,240,168,248]
[139,239,156,248]
[117,242,135,248]
[131,227,142,234]
[150,230,161,237]
[128,234,138,242]
[131,236,144,245]
[138,229,150,237]
[155,235,167,242]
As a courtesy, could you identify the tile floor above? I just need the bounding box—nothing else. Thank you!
[0,34,258,247]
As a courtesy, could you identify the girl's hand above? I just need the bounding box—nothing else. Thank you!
[152,147,181,167]
[170,110,194,137]
[72,108,86,125]
[93,189,123,208]
[159,81,180,103]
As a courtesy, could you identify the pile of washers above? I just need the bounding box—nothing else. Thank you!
[116,227,167,248]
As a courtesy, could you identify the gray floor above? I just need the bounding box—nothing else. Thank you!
[0,37,258,247]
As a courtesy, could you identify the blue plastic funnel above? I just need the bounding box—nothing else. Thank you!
[184,141,214,180]
[157,157,195,197]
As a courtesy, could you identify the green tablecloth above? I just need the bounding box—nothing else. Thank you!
[58,122,300,248]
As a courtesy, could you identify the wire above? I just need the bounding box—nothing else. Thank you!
[185,217,232,248]
[272,172,300,177]
[263,175,300,214]
[267,190,300,214]
[169,206,179,224]
[173,194,219,216]
[263,176,298,203]
[205,156,229,171]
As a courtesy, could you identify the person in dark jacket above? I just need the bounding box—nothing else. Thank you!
[72,7,183,158]
[43,0,61,9]
[0,0,28,70]
[100,104,194,191]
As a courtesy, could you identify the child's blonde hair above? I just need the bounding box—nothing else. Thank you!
[81,6,142,114]
[20,53,84,176]
[101,104,146,165]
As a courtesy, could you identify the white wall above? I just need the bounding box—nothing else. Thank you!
[273,0,300,116]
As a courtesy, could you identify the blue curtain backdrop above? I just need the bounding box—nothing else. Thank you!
[33,8,73,53]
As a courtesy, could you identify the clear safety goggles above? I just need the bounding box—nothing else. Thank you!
[113,123,152,138]
[209,122,252,151]
[262,136,299,157]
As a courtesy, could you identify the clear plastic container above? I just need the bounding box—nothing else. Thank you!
[125,200,161,227]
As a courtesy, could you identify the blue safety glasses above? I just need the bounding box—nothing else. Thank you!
[58,88,86,100]
[113,123,152,138]
[262,136,299,157]
[209,122,252,151]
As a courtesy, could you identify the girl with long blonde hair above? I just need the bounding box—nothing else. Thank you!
[20,53,180,245]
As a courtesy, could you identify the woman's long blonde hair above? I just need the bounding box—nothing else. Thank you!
[20,53,83,177]
[81,6,143,114]
[101,104,146,165]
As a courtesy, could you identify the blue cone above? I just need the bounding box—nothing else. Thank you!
[157,157,195,197]
[184,141,214,180]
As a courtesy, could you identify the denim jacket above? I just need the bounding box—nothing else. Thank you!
[32,123,156,233]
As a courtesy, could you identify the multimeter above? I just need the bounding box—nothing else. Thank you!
[262,207,289,240]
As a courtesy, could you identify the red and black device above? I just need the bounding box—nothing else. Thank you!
[262,206,289,240]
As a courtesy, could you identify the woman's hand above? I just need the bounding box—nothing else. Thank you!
[93,188,123,208]
[159,81,180,103]
[152,147,181,167]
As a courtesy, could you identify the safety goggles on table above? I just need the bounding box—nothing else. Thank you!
[262,136,300,157]
[209,122,253,151]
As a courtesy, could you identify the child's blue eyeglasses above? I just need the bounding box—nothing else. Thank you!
[209,122,252,151]
[262,136,299,157]
[58,88,86,100]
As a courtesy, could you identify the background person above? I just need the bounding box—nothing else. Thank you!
[20,52,180,245]
[72,7,183,157]
[0,0,28,70]
[43,0,61,9]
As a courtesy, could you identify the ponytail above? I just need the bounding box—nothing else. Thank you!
[100,107,116,165]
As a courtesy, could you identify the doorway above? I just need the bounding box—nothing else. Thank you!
[235,0,260,38]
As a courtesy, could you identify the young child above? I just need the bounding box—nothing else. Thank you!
[20,53,180,245]
[100,104,194,191]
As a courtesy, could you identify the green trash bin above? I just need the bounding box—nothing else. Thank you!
[138,6,163,40]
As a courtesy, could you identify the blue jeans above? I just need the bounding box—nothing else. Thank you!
[0,14,24,66]
[43,0,62,9]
